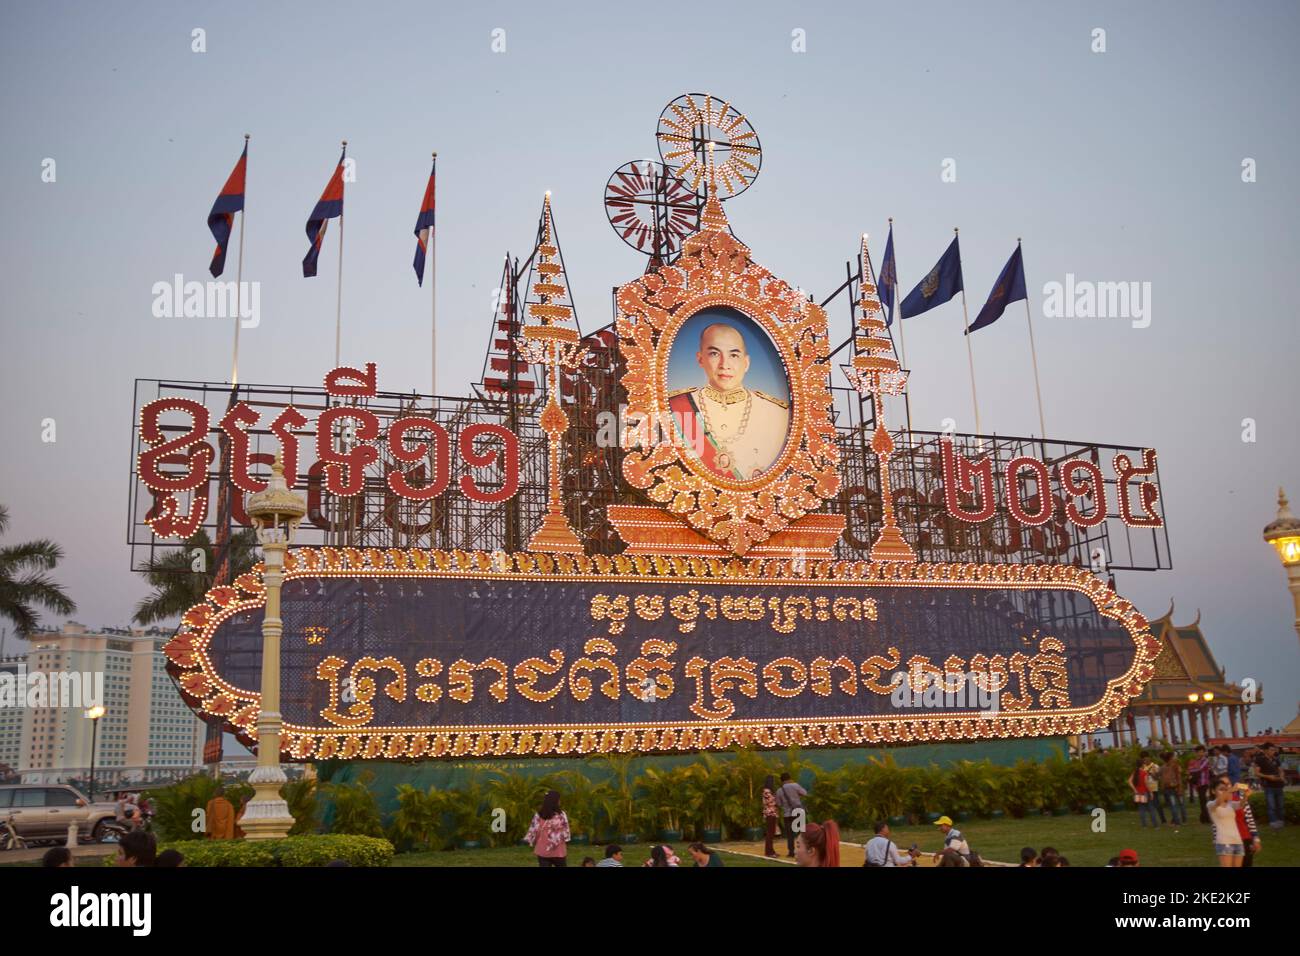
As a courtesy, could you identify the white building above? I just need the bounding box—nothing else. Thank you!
[16,622,204,781]
[0,655,25,777]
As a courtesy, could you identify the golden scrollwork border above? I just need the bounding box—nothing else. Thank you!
[616,222,840,556]
[163,546,1160,762]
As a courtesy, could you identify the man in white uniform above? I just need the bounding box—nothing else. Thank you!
[668,322,789,481]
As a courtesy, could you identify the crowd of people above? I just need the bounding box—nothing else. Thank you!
[41,829,183,868]
[526,743,1291,869]
[1125,741,1288,866]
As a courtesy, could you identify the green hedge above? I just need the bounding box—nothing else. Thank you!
[143,834,393,867]
[1248,790,1300,826]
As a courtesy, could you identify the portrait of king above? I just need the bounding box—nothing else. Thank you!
[667,307,791,481]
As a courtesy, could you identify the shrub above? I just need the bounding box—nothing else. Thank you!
[1000,760,1046,818]
[1248,790,1300,826]
[283,777,320,836]
[595,754,641,835]
[321,771,384,836]
[720,746,778,834]
[861,755,911,821]
[635,765,696,833]
[943,760,1001,817]
[685,753,734,834]
[389,784,449,851]
[276,834,393,867]
[144,774,221,842]
[552,769,610,839]
[147,835,392,867]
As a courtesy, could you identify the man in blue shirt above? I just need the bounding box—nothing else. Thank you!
[864,822,916,867]
[1226,747,1243,785]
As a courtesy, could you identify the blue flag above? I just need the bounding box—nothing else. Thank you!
[878,224,897,326]
[900,236,963,319]
[967,244,1027,334]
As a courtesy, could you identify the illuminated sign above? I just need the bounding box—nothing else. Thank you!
[166,548,1158,759]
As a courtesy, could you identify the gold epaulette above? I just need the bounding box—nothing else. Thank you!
[667,387,695,399]
[753,389,790,409]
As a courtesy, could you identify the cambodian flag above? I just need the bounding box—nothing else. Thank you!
[207,140,247,278]
[303,144,346,278]
[413,157,436,286]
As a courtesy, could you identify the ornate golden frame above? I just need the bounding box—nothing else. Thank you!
[164,546,1159,761]
[616,198,840,556]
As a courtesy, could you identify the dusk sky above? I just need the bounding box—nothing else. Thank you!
[1,1,1297,730]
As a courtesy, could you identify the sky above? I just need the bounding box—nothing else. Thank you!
[1,1,1298,731]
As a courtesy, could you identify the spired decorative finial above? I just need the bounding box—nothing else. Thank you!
[246,451,306,524]
[1265,485,1300,537]
[845,234,916,564]
[517,193,585,555]
[699,142,730,233]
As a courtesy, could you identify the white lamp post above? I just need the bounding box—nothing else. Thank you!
[239,456,306,840]
[1263,487,1300,650]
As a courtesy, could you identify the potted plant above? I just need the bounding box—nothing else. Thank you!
[555,770,609,846]
[862,754,911,826]
[488,769,550,846]
[596,754,642,844]
[450,771,493,849]
[687,755,731,842]
[389,783,447,851]
[636,765,694,842]
[1000,760,1046,819]
[721,746,776,841]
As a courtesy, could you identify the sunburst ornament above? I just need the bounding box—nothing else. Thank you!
[657,93,762,198]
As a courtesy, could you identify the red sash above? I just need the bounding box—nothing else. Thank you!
[668,392,742,480]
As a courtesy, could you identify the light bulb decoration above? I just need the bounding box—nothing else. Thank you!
[517,193,587,553]
[849,235,915,563]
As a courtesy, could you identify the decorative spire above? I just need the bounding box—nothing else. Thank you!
[527,192,577,330]
[849,233,916,563]
[846,234,908,397]
[699,141,730,233]
[518,193,585,554]
[1264,485,1300,536]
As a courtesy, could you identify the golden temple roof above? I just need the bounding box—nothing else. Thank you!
[1129,601,1254,706]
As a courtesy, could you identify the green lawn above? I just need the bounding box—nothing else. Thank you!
[6,811,1295,868]
[392,812,1300,868]
[840,810,1300,867]
[390,844,783,867]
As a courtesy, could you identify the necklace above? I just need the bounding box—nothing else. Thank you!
[701,385,748,405]
[697,389,752,472]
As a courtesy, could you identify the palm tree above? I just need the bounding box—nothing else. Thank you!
[0,504,76,637]
[132,527,259,625]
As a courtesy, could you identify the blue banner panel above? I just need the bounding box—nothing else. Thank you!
[170,551,1157,759]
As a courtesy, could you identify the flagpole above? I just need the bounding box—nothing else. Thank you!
[889,219,908,372]
[231,133,249,386]
[956,227,982,436]
[887,218,914,441]
[1019,238,1047,439]
[436,150,441,403]
[335,140,346,367]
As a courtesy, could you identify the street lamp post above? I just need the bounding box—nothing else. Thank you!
[239,456,306,840]
[85,705,105,801]
[1262,487,1300,650]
